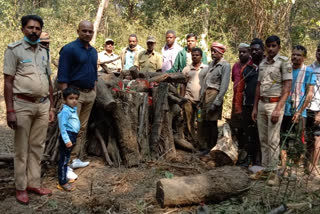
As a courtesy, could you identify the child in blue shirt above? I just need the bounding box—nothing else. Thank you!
[57,87,80,191]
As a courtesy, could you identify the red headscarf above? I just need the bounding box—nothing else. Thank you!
[211,42,227,54]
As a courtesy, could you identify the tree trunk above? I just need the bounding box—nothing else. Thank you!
[156,166,250,207]
[150,83,176,159]
[92,0,109,45]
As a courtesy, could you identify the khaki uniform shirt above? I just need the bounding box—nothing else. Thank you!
[3,39,51,98]
[258,54,292,97]
[98,51,121,72]
[134,50,163,72]
[182,63,208,102]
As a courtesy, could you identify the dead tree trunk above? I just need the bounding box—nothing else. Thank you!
[92,0,109,45]
[156,166,250,207]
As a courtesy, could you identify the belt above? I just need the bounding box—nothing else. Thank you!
[16,94,48,103]
[259,96,280,103]
[70,86,93,93]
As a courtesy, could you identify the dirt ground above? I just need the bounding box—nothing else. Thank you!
[1,75,320,213]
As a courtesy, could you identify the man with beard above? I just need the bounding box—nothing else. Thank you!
[306,44,320,178]
[161,30,183,72]
[199,42,231,154]
[120,34,144,71]
[231,43,251,162]
[166,33,207,73]
[134,36,162,72]
[280,45,315,176]
[3,15,54,204]
[235,39,264,166]
[58,20,98,170]
[252,35,292,185]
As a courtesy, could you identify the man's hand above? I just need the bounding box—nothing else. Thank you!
[292,112,301,123]
[315,112,320,125]
[7,112,17,129]
[49,110,55,123]
[66,142,73,148]
[271,109,281,124]
[251,108,257,122]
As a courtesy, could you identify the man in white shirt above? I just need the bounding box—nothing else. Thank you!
[161,30,182,72]
[98,38,121,73]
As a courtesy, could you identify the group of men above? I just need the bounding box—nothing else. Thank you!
[3,14,320,204]
[231,37,320,185]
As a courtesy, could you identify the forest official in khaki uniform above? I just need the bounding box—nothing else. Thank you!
[252,35,292,185]
[134,36,162,72]
[3,15,54,205]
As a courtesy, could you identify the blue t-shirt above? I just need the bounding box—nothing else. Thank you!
[124,50,136,70]
[284,66,316,117]
[58,39,98,89]
[58,104,80,144]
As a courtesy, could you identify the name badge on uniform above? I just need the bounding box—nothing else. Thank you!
[20,59,32,63]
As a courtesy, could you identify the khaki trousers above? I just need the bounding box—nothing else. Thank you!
[183,100,198,144]
[14,98,50,190]
[71,90,96,158]
[257,101,284,169]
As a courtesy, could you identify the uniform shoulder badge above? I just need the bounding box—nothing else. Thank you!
[39,43,49,50]
[7,40,22,49]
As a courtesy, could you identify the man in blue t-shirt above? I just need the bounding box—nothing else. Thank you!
[58,20,97,170]
[280,45,316,173]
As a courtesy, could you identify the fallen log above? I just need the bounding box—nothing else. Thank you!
[156,166,250,207]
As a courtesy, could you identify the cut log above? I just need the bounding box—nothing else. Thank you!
[210,123,238,166]
[112,92,144,167]
[150,83,176,159]
[156,166,250,207]
[137,93,150,160]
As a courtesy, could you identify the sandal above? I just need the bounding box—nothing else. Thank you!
[57,182,75,191]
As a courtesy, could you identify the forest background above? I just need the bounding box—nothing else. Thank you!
[1,0,320,115]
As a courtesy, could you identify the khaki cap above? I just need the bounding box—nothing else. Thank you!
[40,32,50,42]
[147,36,156,43]
[105,38,114,43]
